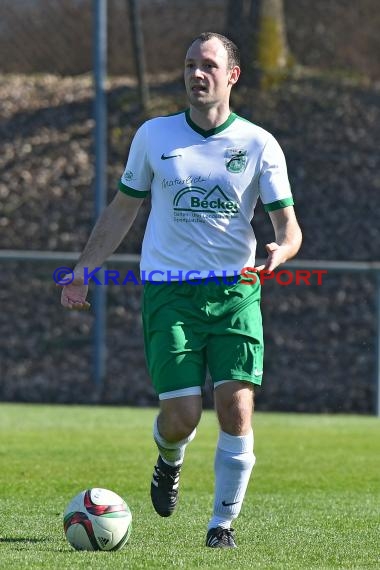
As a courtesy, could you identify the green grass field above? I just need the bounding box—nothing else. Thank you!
[0,404,379,569]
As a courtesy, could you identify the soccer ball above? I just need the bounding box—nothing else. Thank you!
[63,488,132,551]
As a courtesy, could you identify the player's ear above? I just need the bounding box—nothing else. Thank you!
[228,65,241,85]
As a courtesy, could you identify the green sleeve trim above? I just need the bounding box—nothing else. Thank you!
[118,181,150,198]
[263,197,294,212]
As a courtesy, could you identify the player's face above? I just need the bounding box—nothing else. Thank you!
[184,38,240,110]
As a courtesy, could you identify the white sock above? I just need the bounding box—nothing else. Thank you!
[208,430,255,530]
[153,416,196,467]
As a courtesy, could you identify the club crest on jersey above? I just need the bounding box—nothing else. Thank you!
[224,148,248,173]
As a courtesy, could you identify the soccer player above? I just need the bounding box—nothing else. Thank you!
[60,32,302,548]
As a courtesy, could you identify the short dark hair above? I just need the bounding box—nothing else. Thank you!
[190,32,240,69]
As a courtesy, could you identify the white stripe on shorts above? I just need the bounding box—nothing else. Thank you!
[159,386,202,400]
[213,380,234,389]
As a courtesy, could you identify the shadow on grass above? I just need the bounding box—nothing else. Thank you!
[0,537,48,543]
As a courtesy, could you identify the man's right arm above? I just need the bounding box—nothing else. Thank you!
[60,191,144,309]
[75,191,143,275]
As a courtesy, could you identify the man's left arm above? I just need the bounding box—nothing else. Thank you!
[256,206,302,272]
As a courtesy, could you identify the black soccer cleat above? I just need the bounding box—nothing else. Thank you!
[150,455,181,517]
[205,527,237,548]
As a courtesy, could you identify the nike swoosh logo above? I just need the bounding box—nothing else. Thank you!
[161,153,182,160]
[222,500,240,507]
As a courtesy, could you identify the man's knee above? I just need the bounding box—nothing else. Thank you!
[214,382,254,435]
[158,395,202,442]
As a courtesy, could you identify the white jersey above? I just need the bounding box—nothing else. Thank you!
[119,110,294,281]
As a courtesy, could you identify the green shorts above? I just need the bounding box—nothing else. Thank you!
[142,276,264,398]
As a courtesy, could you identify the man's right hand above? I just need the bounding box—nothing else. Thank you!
[58,274,90,310]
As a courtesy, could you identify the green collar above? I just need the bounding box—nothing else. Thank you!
[185,109,237,138]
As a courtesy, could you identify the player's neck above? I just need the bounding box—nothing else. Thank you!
[188,105,231,132]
